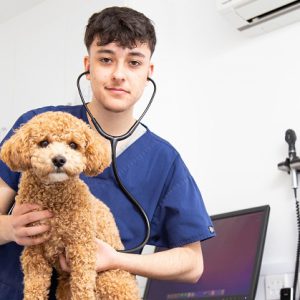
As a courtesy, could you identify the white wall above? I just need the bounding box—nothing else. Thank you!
[1,0,300,298]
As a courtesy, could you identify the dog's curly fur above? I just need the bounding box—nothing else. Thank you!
[0,111,140,300]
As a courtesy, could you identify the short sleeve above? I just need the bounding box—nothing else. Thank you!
[149,155,215,248]
[0,111,37,191]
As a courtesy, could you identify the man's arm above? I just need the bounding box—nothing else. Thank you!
[115,241,203,282]
[0,177,16,214]
[0,177,53,246]
[0,177,16,244]
[60,240,204,283]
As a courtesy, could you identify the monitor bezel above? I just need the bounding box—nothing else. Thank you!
[143,204,270,300]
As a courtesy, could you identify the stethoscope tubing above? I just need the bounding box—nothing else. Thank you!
[77,71,156,253]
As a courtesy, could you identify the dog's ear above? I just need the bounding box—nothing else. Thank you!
[83,128,110,176]
[0,125,31,172]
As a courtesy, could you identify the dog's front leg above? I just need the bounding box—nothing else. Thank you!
[21,246,52,300]
[67,242,97,300]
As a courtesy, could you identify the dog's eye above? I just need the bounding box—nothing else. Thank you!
[69,142,78,150]
[39,140,49,148]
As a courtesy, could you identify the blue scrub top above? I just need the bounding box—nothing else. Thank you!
[0,105,215,300]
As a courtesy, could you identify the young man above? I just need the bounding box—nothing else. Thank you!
[0,6,215,299]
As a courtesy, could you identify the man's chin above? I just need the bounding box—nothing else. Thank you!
[103,104,129,114]
[101,99,133,113]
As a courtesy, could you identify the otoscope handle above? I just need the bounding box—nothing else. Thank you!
[286,129,297,159]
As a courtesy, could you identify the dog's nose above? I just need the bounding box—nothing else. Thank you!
[52,155,66,168]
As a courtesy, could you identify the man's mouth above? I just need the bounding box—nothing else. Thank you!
[105,87,130,94]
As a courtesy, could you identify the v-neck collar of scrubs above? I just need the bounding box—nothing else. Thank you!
[80,105,150,174]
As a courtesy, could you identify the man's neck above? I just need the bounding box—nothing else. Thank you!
[87,101,136,136]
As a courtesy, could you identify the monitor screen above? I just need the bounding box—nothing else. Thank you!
[143,205,270,300]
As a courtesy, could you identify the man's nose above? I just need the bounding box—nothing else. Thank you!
[112,63,126,81]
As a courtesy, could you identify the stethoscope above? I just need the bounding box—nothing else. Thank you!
[77,71,156,253]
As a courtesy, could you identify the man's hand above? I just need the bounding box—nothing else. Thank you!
[59,238,119,273]
[8,203,53,246]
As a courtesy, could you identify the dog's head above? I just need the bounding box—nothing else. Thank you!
[0,111,110,183]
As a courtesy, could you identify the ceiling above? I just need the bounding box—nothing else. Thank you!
[0,0,46,24]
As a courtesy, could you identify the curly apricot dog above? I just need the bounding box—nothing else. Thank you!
[0,111,140,300]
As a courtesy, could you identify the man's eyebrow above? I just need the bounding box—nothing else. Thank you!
[96,49,145,58]
[96,49,114,54]
[128,51,145,58]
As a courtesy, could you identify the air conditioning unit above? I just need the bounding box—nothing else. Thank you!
[217,0,300,35]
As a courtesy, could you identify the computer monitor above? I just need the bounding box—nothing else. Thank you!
[143,205,270,300]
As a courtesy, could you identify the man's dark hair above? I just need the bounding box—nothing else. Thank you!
[84,6,156,54]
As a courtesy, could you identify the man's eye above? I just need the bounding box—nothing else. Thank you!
[69,142,78,150]
[129,60,141,67]
[39,140,49,148]
[100,57,112,64]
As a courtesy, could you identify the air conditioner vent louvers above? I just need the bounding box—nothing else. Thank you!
[217,0,300,35]
[242,0,300,30]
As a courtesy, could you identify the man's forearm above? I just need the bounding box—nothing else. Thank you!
[0,214,13,245]
[115,242,203,283]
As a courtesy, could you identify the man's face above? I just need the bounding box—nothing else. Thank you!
[84,39,154,114]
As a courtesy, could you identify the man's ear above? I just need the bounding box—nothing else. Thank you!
[0,126,31,172]
[148,63,154,78]
[84,56,91,80]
